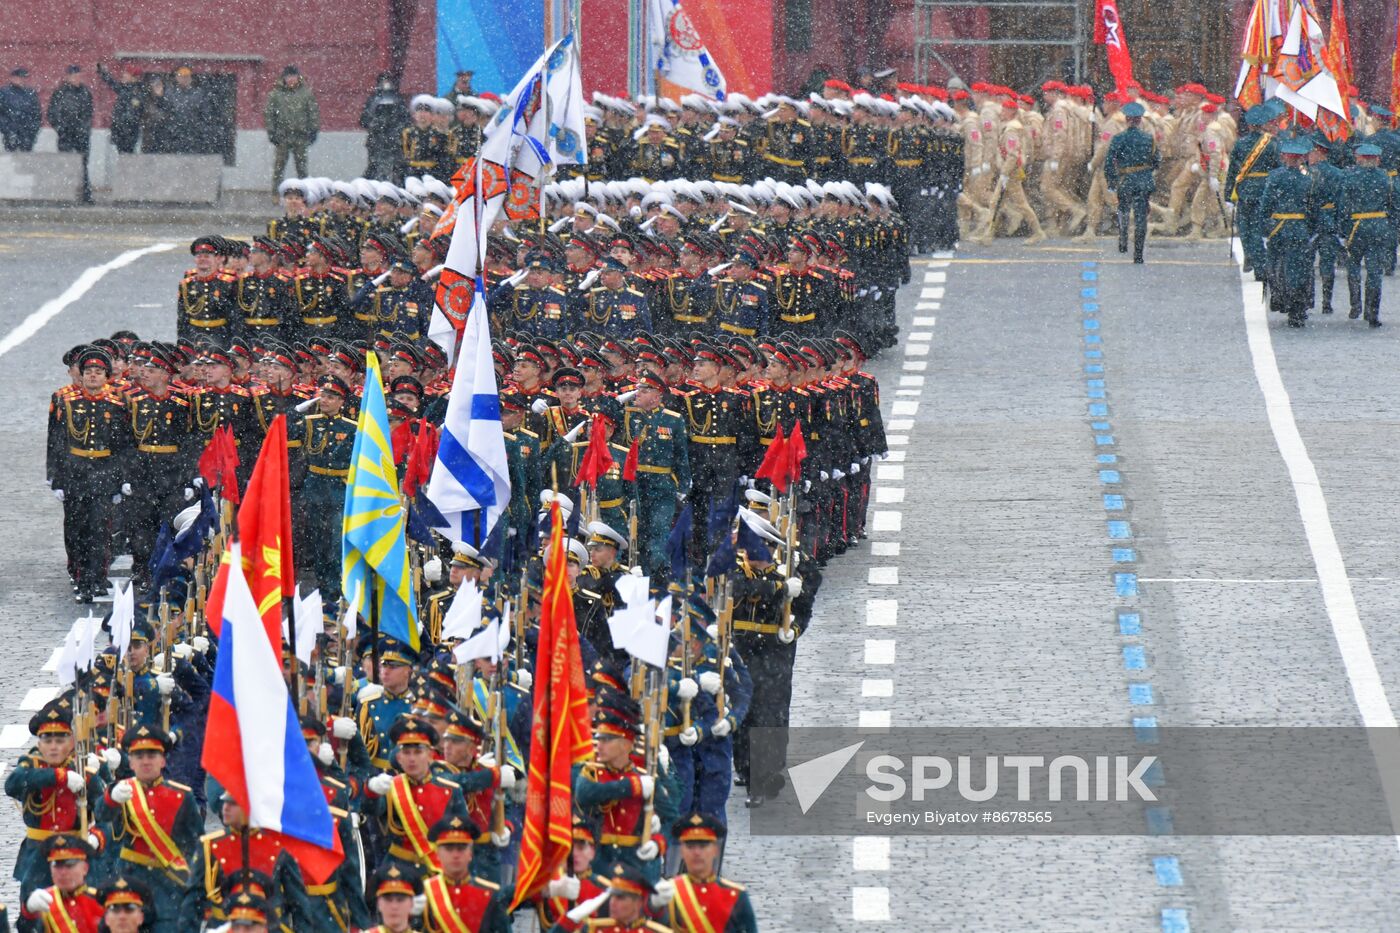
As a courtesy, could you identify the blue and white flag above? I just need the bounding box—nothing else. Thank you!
[478,32,589,181]
[425,280,512,550]
[649,0,727,100]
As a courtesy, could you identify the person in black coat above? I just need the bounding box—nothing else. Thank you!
[359,72,411,182]
[97,62,145,153]
[0,67,41,152]
[48,65,94,202]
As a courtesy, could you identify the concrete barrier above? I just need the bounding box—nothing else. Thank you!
[0,152,83,202]
[110,153,223,204]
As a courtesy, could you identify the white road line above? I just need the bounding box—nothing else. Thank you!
[1234,242,1400,846]
[887,435,908,446]
[915,302,940,311]
[870,542,901,557]
[853,837,892,870]
[864,640,896,664]
[923,270,947,283]
[884,451,906,462]
[0,243,177,359]
[906,332,933,343]
[40,647,63,673]
[892,400,920,415]
[19,687,58,711]
[912,316,936,326]
[903,361,928,371]
[865,599,898,626]
[853,887,891,921]
[899,375,925,386]
[895,389,922,396]
[868,567,898,585]
[919,286,944,300]
[872,511,902,532]
[858,710,891,728]
[877,464,904,481]
[875,488,905,504]
[0,725,29,749]
[904,343,930,356]
[862,679,895,698]
[932,250,954,258]
[887,419,914,432]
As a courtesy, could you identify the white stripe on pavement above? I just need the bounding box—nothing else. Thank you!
[866,599,898,626]
[853,837,891,870]
[0,725,30,749]
[853,887,891,921]
[0,243,177,359]
[870,542,901,557]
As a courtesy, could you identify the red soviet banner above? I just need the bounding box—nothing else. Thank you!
[1094,0,1137,94]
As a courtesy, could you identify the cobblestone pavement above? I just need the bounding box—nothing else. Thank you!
[5,225,1400,929]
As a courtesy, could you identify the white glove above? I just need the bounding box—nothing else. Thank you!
[531,398,550,414]
[547,875,582,899]
[615,390,637,404]
[317,742,334,766]
[491,826,512,847]
[101,748,121,769]
[738,474,749,484]
[628,565,644,577]
[506,268,529,286]
[819,471,829,482]
[121,483,133,496]
[498,766,517,790]
[86,752,101,773]
[367,773,394,796]
[53,489,65,502]
[66,770,86,794]
[1209,178,1221,193]
[699,671,722,694]
[706,624,719,640]
[638,775,654,800]
[786,577,803,599]
[332,717,357,739]
[712,716,733,738]
[478,752,499,769]
[209,925,232,933]
[373,271,393,286]
[183,487,195,501]
[111,494,122,504]
[1086,161,1095,173]
[156,673,175,696]
[651,878,677,909]
[192,476,205,489]
[565,889,611,923]
[650,814,661,835]
[110,778,135,804]
[832,469,845,480]
[803,480,811,492]
[999,174,1009,185]
[636,839,659,861]
[153,653,167,670]
[422,263,445,282]
[172,643,193,661]
[411,893,426,917]
[629,204,643,218]
[1189,162,1201,174]
[192,635,210,654]
[676,677,698,700]
[25,889,53,915]
[1047,160,1059,172]
[658,743,670,772]
[679,726,699,746]
[423,556,443,583]
[778,627,797,644]
[850,462,861,473]
[509,776,528,803]
[515,669,533,690]
[86,832,101,851]
[357,684,384,704]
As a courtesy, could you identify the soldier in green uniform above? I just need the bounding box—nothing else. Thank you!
[177,237,235,346]
[1261,136,1317,327]
[1339,142,1396,327]
[1227,105,1281,278]
[1305,133,1346,316]
[1103,101,1160,264]
[289,374,357,597]
[125,345,193,591]
[622,372,691,583]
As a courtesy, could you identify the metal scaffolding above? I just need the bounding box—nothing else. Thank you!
[913,0,1085,87]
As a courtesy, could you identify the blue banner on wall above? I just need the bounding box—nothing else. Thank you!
[436,0,545,96]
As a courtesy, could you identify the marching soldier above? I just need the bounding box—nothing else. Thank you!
[294,238,351,342]
[433,709,515,884]
[622,373,691,581]
[364,716,468,874]
[420,816,511,933]
[20,835,102,933]
[1339,142,1396,326]
[404,97,453,180]
[6,700,105,905]
[177,237,235,346]
[289,374,357,597]
[574,707,663,878]
[578,258,653,338]
[547,862,672,932]
[490,252,574,339]
[367,864,425,933]
[759,99,809,184]
[664,813,757,933]
[1227,106,1281,278]
[1104,101,1160,264]
[236,237,294,345]
[96,877,150,933]
[1305,134,1346,317]
[93,725,201,933]
[47,347,130,602]
[354,637,419,773]
[711,252,769,339]
[1260,137,1316,327]
[125,346,193,589]
[351,257,433,343]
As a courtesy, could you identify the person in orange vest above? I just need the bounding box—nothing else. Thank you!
[419,815,510,932]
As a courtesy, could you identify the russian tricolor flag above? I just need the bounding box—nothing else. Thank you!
[202,542,339,871]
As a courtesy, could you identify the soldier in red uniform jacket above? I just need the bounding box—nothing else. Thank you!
[663,813,756,933]
[364,716,468,875]
[20,834,103,933]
